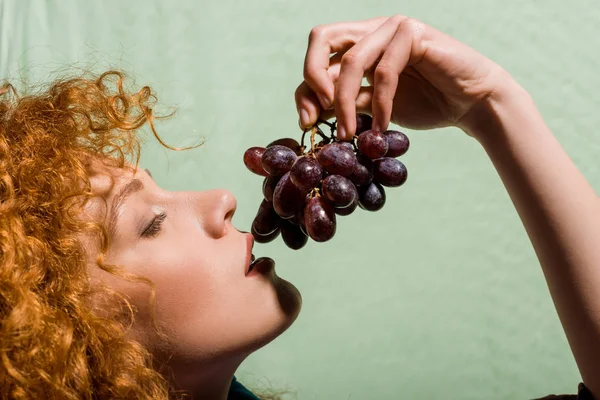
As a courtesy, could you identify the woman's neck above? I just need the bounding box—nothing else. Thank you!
[159,355,244,400]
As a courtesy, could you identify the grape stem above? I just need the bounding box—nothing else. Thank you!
[317,118,337,141]
[317,118,336,131]
[301,128,309,151]
[302,125,330,156]
[315,125,329,142]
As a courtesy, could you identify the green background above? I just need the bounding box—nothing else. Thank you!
[3,0,598,398]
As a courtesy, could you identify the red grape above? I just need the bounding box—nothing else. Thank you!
[358,182,386,211]
[262,176,280,202]
[262,145,297,176]
[334,195,358,216]
[291,206,308,234]
[268,138,302,155]
[299,221,309,237]
[273,172,306,219]
[244,147,268,177]
[348,155,373,188]
[339,142,355,152]
[290,156,323,192]
[357,130,388,160]
[281,220,308,250]
[252,199,281,235]
[355,113,373,136]
[252,225,280,243]
[245,115,410,248]
[373,158,407,187]
[304,196,336,242]
[317,143,357,177]
[384,130,409,157]
[322,175,357,208]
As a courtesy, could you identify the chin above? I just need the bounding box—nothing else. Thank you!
[252,277,302,351]
[274,275,302,320]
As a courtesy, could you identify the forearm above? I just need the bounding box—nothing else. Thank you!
[463,76,600,396]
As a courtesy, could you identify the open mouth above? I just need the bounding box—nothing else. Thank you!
[248,253,256,272]
[247,255,275,276]
[245,233,274,276]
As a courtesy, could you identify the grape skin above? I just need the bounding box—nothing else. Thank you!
[384,130,410,157]
[357,130,388,160]
[252,199,281,235]
[317,143,357,177]
[355,113,373,136]
[290,156,323,192]
[252,225,280,243]
[348,155,373,188]
[273,172,306,219]
[281,220,308,250]
[358,182,386,211]
[339,142,355,152]
[268,138,302,155]
[304,196,336,242]
[262,176,280,202]
[244,147,268,177]
[334,195,358,216]
[322,175,357,208]
[262,145,297,176]
[373,158,408,187]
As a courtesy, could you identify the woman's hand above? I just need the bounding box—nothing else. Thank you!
[295,15,512,140]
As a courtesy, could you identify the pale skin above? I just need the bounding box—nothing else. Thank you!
[82,163,302,399]
[83,15,599,400]
[297,15,600,397]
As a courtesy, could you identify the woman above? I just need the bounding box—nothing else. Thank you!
[0,14,596,400]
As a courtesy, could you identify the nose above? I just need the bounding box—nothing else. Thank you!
[196,189,237,238]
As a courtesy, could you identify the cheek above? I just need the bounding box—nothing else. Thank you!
[135,242,217,298]
[130,239,240,326]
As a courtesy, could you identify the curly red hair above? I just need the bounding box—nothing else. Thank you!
[0,71,289,399]
[0,70,179,399]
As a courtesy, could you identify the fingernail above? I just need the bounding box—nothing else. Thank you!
[299,108,309,128]
[337,124,346,140]
[317,93,330,110]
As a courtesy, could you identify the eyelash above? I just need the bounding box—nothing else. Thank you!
[142,212,167,238]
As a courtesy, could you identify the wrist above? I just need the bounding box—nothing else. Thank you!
[458,71,536,144]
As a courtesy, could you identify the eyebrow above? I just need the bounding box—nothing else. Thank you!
[107,178,144,239]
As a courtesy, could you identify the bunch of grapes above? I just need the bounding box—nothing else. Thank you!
[243,114,410,250]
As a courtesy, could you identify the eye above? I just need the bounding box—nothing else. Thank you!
[142,211,167,238]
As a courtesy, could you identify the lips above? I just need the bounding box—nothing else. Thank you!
[247,257,275,277]
[245,234,255,276]
[244,233,274,277]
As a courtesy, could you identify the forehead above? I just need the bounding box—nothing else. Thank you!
[80,157,138,224]
[77,157,142,255]
[86,158,137,197]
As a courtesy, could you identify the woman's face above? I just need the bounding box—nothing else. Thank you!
[81,159,301,377]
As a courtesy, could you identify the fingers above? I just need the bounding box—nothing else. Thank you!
[334,16,406,140]
[296,54,343,130]
[354,86,374,115]
[315,86,375,125]
[300,15,429,140]
[296,85,377,133]
[303,17,387,109]
[297,51,374,134]
[371,18,425,133]
[295,83,320,130]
